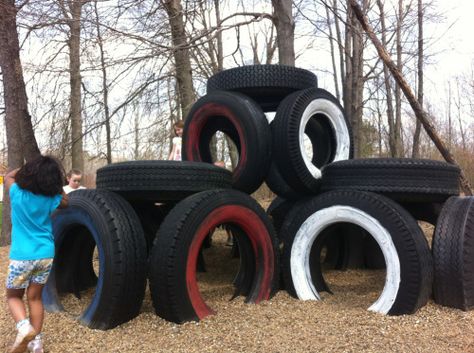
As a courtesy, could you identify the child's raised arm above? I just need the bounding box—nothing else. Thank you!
[4,167,20,190]
[58,190,69,209]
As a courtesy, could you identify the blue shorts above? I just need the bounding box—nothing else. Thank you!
[6,259,54,289]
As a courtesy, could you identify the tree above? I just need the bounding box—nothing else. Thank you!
[59,0,89,171]
[0,0,41,245]
[162,0,196,119]
[349,0,473,195]
[271,0,295,65]
[93,0,112,163]
[411,0,423,158]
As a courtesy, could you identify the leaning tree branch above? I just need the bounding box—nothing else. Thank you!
[349,0,472,195]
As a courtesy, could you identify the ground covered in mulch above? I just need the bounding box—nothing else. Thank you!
[1,225,474,352]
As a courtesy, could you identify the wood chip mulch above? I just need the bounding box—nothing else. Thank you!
[1,223,474,352]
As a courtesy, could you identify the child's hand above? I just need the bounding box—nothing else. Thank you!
[4,167,20,189]
[58,190,69,209]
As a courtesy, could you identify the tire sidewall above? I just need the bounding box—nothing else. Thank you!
[183,91,271,194]
[45,201,110,325]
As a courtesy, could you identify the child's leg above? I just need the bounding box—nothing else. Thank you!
[6,288,27,322]
[26,283,44,334]
[27,258,53,335]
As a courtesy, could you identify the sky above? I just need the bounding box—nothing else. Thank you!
[425,0,474,84]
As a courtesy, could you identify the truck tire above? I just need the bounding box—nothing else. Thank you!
[96,160,232,202]
[281,190,433,315]
[148,189,279,323]
[433,196,474,310]
[207,65,318,111]
[183,91,271,194]
[43,190,147,330]
[272,88,352,193]
[321,158,460,202]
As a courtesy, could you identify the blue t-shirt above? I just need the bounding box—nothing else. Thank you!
[9,183,62,260]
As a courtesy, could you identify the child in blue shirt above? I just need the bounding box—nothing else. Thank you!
[4,156,68,353]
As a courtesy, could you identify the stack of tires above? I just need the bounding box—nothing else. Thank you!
[43,64,471,331]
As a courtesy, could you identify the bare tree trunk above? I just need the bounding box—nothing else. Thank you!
[67,0,85,171]
[0,0,41,245]
[326,4,340,100]
[349,0,473,195]
[214,0,223,71]
[454,79,467,151]
[333,0,345,91]
[94,1,112,164]
[412,0,423,158]
[343,0,367,158]
[162,0,195,119]
[447,82,452,150]
[393,0,403,157]
[376,0,396,157]
[343,2,352,126]
[271,0,295,66]
[351,4,365,157]
[134,110,140,160]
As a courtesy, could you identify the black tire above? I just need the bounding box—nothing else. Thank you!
[207,65,318,112]
[433,196,474,310]
[399,201,443,225]
[182,91,271,194]
[43,190,147,330]
[266,197,295,236]
[321,158,460,202]
[265,161,301,200]
[272,88,353,193]
[148,189,279,323]
[130,201,175,254]
[96,160,232,202]
[281,190,433,315]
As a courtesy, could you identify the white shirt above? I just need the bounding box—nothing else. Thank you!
[63,185,86,194]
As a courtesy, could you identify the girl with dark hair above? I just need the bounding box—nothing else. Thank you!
[4,155,68,353]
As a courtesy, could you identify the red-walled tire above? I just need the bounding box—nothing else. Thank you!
[182,91,271,194]
[148,189,279,324]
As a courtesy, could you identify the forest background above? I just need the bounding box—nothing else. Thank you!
[0,0,473,244]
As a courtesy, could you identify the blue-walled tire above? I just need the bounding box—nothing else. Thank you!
[43,189,147,330]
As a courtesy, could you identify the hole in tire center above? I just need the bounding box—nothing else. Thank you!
[196,223,247,308]
[207,130,239,171]
[55,224,99,317]
[304,114,337,168]
[313,222,386,309]
[199,117,240,170]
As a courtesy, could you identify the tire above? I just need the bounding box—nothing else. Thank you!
[265,161,301,200]
[43,190,147,330]
[207,65,318,112]
[399,201,443,225]
[148,189,279,323]
[182,91,271,194]
[266,197,295,236]
[281,190,433,315]
[272,88,353,193]
[321,158,460,202]
[265,121,302,200]
[130,201,175,254]
[96,160,232,202]
[433,196,474,310]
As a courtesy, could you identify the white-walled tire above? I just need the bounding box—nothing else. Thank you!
[272,88,353,193]
[281,190,433,315]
